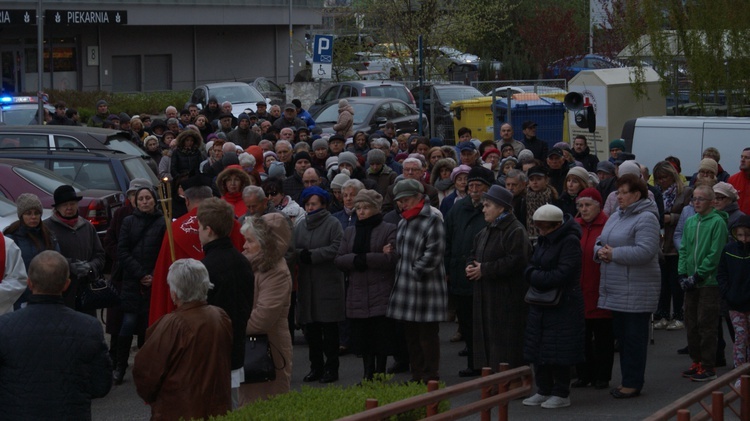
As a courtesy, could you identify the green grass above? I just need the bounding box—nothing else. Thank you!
[44,89,191,124]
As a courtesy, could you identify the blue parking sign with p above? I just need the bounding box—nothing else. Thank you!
[312,35,334,79]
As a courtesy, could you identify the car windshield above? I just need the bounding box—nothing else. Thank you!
[0,197,16,217]
[105,135,148,157]
[208,85,265,104]
[123,157,160,185]
[314,103,373,125]
[14,164,85,194]
[1,108,40,125]
[437,87,483,106]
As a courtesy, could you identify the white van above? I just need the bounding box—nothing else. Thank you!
[621,116,750,177]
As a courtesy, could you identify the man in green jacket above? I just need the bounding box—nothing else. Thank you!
[678,185,728,382]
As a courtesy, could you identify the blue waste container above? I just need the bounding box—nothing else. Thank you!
[494,97,566,150]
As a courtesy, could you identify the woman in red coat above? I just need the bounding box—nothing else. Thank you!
[572,187,613,390]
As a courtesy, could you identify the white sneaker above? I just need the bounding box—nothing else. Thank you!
[653,318,669,329]
[667,320,685,330]
[522,393,551,406]
[541,396,571,409]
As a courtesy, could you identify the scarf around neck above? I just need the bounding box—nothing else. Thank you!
[353,214,382,253]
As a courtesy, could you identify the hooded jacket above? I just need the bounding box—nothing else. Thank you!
[718,216,750,312]
[678,208,728,287]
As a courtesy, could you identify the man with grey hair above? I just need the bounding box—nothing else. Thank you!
[241,186,274,221]
[382,157,439,213]
[505,169,528,228]
[165,106,178,120]
[0,250,112,419]
[134,258,233,421]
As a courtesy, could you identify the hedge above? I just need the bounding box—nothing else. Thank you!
[209,376,449,421]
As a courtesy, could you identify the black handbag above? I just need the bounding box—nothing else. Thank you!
[242,335,276,384]
[78,277,121,311]
[524,286,563,306]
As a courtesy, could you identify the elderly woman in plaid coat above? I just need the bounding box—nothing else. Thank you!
[386,179,448,383]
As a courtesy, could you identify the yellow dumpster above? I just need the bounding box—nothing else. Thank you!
[451,96,495,142]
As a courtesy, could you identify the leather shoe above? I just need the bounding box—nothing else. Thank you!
[610,387,640,399]
[458,368,481,377]
[303,369,323,382]
[594,380,609,389]
[319,370,339,383]
[387,361,410,374]
[570,379,591,388]
[677,345,689,355]
[458,347,469,357]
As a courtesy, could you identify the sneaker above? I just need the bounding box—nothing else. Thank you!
[522,393,551,406]
[691,368,717,382]
[653,318,669,329]
[541,396,571,409]
[667,320,685,330]
[682,362,701,378]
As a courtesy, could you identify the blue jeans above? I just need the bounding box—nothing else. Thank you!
[612,311,650,390]
[118,312,139,337]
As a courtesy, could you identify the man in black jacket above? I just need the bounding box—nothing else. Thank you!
[197,198,254,409]
[0,250,112,419]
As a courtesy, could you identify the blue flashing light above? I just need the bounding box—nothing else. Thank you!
[0,97,12,103]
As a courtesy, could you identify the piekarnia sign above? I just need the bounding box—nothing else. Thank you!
[45,10,128,25]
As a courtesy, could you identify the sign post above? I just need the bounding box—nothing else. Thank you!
[312,35,333,81]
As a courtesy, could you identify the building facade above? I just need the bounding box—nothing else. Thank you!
[1,1,321,93]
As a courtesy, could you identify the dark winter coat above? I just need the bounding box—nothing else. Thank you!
[0,295,112,420]
[294,209,345,324]
[469,212,531,369]
[367,165,398,196]
[718,236,750,313]
[5,224,59,270]
[556,192,578,219]
[170,131,205,182]
[444,196,486,297]
[203,237,255,370]
[523,216,585,366]
[335,219,398,318]
[571,147,599,173]
[44,215,106,309]
[117,209,166,314]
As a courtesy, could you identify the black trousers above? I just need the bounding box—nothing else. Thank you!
[534,363,571,398]
[403,321,440,382]
[452,293,474,369]
[576,318,614,383]
[305,322,339,372]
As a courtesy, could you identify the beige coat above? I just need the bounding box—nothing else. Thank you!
[239,213,294,406]
[333,99,354,138]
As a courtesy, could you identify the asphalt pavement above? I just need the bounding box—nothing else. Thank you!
[91,319,739,420]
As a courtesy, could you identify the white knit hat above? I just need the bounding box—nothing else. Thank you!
[533,204,564,222]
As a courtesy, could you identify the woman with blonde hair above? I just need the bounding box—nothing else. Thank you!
[239,213,294,405]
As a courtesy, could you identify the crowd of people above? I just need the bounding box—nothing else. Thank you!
[3,94,750,419]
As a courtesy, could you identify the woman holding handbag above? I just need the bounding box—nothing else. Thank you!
[238,213,294,405]
[522,204,585,409]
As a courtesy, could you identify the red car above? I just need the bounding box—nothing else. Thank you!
[0,158,123,235]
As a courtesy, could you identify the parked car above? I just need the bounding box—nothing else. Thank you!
[410,84,484,142]
[308,81,416,115]
[0,158,123,235]
[0,149,160,193]
[244,77,286,106]
[545,54,625,79]
[485,85,568,99]
[0,95,55,125]
[0,125,157,173]
[188,82,267,117]
[311,97,428,136]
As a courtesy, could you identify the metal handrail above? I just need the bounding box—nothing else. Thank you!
[337,364,533,421]
[646,364,750,421]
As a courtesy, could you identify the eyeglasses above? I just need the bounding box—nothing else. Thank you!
[690,197,710,203]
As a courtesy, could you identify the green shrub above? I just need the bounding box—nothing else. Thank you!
[211,376,449,421]
[43,89,191,124]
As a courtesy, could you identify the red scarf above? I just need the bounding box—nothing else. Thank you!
[56,213,79,228]
[401,199,425,221]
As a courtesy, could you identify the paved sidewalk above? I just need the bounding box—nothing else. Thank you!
[92,320,737,420]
